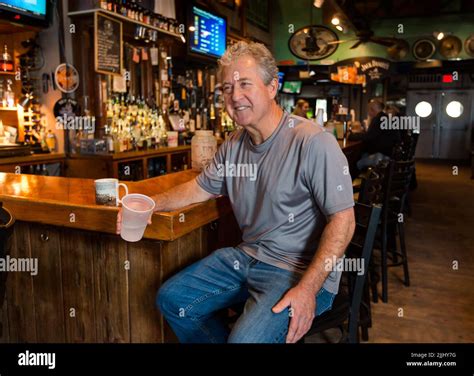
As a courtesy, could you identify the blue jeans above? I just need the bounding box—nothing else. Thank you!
[156,247,336,343]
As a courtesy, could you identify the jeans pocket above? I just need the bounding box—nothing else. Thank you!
[315,288,336,316]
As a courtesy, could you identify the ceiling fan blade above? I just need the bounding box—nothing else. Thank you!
[370,37,399,47]
[350,40,363,49]
[327,39,357,45]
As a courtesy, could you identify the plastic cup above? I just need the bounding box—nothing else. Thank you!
[120,193,155,242]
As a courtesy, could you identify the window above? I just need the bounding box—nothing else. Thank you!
[446,101,463,118]
[415,101,432,118]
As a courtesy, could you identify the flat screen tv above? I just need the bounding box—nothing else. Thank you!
[282,81,302,95]
[189,5,226,59]
[0,0,49,27]
[278,72,285,91]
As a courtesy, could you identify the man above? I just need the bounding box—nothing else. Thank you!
[350,99,401,170]
[292,99,310,118]
[117,42,355,343]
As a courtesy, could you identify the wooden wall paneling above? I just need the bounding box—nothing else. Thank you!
[29,224,66,342]
[177,228,202,269]
[60,228,97,342]
[7,221,37,342]
[0,301,9,343]
[127,239,163,343]
[93,234,130,343]
[65,158,109,179]
[160,239,180,343]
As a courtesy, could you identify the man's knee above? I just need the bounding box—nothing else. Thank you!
[156,278,180,317]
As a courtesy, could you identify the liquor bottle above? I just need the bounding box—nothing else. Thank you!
[4,79,14,107]
[196,108,201,130]
[0,44,14,73]
[120,0,128,16]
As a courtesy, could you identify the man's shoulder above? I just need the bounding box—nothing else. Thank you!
[284,114,328,142]
[221,127,246,146]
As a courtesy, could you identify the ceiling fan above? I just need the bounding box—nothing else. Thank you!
[326,0,405,50]
[288,25,339,60]
[328,29,404,50]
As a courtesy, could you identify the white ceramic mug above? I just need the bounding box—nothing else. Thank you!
[94,178,128,206]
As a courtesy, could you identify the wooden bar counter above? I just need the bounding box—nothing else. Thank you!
[0,139,361,344]
[0,170,240,343]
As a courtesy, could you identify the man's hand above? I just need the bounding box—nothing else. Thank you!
[272,284,316,343]
[116,208,152,235]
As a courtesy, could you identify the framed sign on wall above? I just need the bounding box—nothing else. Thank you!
[94,12,123,76]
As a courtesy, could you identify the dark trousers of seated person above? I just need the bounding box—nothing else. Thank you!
[157,247,336,343]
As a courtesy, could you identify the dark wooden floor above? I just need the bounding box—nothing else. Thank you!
[308,160,474,343]
[368,160,474,343]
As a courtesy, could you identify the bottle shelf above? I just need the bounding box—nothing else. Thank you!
[68,8,185,42]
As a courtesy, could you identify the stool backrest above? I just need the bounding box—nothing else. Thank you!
[392,132,419,161]
[344,203,381,342]
[357,159,391,206]
[384,159,415,216]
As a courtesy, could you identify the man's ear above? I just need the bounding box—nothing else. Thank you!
[267,78,278,100]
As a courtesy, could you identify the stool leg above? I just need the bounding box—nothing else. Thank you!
[398,221,410,286]
[381,220,389,303]
[388,223,398,264]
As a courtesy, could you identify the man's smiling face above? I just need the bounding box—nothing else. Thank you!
[221,55,277,128]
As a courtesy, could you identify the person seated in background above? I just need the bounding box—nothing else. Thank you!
[349,99,401,171]
[292,99,310,118]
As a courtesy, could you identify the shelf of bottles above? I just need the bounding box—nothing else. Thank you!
[0,40,51,149]
[69,1,183,40]
[100,39,237,157]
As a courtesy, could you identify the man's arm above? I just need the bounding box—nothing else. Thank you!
[151,178,217,212]
[272,207,355,343]
[299,207,355,295]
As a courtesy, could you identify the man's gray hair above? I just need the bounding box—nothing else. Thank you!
[217,41,279,86]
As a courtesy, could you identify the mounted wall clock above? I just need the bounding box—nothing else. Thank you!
[54,63,80,94]
[288,25,339,61]
[465,35,474,57]
[412,39,436,61]
[439,35,462,59]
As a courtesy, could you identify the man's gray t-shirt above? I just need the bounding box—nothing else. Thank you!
[196,112,354,294]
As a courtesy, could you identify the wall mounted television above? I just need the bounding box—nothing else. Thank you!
[282,81,302,95]
[188,5,227,60]
[0,0,51,28]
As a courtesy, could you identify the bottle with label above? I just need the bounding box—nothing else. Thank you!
[0,44,14,73]
[191,130,217,171]
[4,79,14,107]
[46,130,57,152]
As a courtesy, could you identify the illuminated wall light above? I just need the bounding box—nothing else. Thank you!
[446,101,463,118]
[437,32,444,40]
[313,0,325,7]
[336,25,343,32]
[189,26,196,32]
[331,17,340,26]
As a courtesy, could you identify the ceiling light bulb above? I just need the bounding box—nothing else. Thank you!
[437,32,444,40]
[331,17,340,26]
[313,0,324,7]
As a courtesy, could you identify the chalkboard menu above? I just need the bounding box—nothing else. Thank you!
[95,12,122,76]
